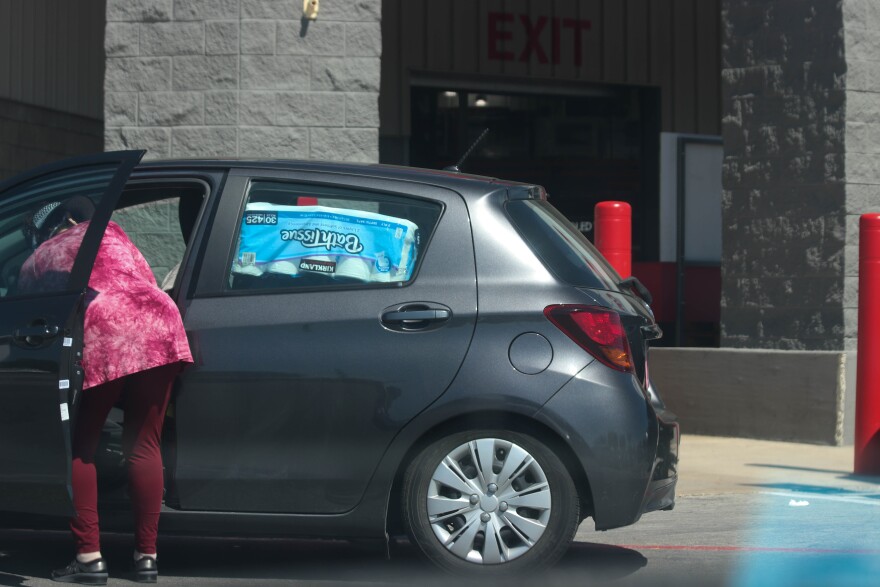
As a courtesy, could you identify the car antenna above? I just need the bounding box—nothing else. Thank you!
[444,128,489,172]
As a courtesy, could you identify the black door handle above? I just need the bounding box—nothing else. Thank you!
[14,324,60,339]
[14,324,61,346]
[382,309,450,323]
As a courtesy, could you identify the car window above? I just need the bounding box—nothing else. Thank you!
[112,198,187,284]
[506,198,622,291]
[227,180,442,292]
[0,164,119,298]
[111,183,207,291]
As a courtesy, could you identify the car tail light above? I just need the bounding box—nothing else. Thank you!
[544,305,634,373]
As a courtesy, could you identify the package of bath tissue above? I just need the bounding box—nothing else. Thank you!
[231,203,419,283]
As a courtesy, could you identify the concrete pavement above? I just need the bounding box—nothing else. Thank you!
[577,434,880,587]
[676,434,877,497]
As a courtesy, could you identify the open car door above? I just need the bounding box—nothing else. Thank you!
[0,150,144,516]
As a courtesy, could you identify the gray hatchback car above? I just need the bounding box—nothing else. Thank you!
[0,151,678,574]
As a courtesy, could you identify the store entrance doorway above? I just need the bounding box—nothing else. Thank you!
[409,85,661,262]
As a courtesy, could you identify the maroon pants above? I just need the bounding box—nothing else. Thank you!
[70,363,180,555]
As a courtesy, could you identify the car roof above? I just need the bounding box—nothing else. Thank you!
[136,158,534,194]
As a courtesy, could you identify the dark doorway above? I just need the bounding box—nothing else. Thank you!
[409,85,661,261]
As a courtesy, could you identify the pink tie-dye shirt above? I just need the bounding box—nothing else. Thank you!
[19,221,193,389]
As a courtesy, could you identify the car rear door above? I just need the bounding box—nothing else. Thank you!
[0,151,143,516]
[172,169,478,514]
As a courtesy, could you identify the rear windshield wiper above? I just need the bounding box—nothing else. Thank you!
[619,276,653,306]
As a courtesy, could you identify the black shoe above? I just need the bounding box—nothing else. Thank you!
[131,556,158,583]
[51,558,108,585]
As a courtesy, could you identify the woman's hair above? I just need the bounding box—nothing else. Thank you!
[24,196,96,249]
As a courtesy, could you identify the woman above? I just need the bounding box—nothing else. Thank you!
[19,197,193,585]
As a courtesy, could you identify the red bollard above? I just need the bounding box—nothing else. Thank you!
[594,201,632,278]
[856,213,880,475]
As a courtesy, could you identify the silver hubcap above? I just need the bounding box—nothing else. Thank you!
[426,438,552,564]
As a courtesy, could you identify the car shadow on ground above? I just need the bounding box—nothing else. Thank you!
[0,529,647,586]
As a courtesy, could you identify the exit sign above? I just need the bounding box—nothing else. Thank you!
[487,12,593,66]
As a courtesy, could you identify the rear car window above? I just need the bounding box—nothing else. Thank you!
[227,180,442,291]
[506,199,621,290]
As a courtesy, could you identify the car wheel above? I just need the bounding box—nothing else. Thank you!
[402,429,579,574]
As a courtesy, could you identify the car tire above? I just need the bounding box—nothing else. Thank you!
[401,429,579,575]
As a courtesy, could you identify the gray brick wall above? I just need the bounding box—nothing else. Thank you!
[843,0,880,350]
[104,0,381,162]
[722,0,880,351]
[721,0,847,350]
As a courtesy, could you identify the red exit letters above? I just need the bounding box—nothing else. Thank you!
[488,12,592,66]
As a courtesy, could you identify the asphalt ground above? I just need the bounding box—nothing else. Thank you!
[584,435,880,586]
[1,435,878,586]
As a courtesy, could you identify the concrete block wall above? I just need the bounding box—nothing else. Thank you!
[104,0,381,162]
[650,348,851,445]
[843,0,880,350]
[721,0,847,350]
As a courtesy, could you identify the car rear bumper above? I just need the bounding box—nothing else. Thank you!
[640,411,679,514]
[535,361,678,531]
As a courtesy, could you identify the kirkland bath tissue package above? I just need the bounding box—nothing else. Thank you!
[231,203,420,283]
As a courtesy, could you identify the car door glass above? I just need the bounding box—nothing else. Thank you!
[0,164,120,298]
[506,199,622,290]
[110,182,208,291]
[227,180,442,291]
